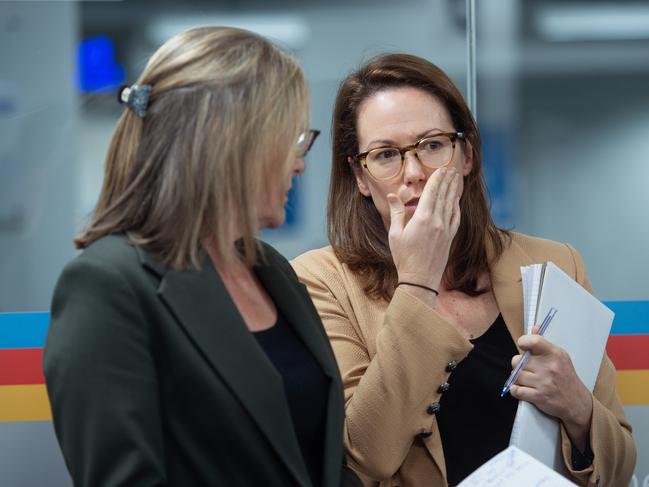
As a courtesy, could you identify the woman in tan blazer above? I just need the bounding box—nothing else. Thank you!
[291,53,635,487]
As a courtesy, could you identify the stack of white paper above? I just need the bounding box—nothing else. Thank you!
[509,261,614,473]
[521,264,544,334]
[457,445,578,486]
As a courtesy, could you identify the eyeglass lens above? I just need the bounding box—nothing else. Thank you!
[365,134,455,179]
[297,130,318,157]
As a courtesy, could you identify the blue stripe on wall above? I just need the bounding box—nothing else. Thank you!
[0,301,647,347]
[604,301,649,335]
[0,312,49,349]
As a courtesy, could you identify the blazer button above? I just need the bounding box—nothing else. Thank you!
[417,430,433,439]
[446,360,458,372]
[438,382,450,393]
[427,402,441,415]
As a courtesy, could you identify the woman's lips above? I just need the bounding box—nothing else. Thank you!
[405,197,420,208]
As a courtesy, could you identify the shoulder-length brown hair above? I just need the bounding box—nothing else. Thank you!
[329,53,508,300]
[75,26,308,269]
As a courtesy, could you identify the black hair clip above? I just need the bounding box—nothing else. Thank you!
[118,83,152,118]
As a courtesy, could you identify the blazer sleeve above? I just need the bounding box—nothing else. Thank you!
[292,255,472,481]
[43,256,167,487]
[559,244,636,487]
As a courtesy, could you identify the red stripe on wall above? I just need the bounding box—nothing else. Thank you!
[606,335,649,370]
[0,349,45,385]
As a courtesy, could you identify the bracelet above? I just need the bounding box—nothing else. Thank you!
[397,281,439,296]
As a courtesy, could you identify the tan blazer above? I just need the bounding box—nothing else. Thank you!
[292,232,635,487]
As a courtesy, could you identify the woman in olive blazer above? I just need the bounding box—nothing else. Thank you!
[43,26,359,487]
[45,236,356,486]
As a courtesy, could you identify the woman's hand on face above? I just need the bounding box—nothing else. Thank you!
[387,167,461,291]
[509,328,594,450]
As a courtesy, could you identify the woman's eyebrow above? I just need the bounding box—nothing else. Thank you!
[364,128,446,150]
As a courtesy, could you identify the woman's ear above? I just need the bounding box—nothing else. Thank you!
[462,139,474,176]
[349,156,371,197]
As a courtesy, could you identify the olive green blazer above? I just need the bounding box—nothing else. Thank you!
[44,234,361,487]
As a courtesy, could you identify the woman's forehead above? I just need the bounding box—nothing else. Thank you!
[356,87,452,146]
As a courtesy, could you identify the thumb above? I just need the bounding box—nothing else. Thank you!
[387,193,405,237]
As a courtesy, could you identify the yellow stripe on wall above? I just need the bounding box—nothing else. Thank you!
[0,374,645,422]
[0,384,52,422]
[617,370,649,405]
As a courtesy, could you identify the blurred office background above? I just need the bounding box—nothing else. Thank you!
[0,1,647,486]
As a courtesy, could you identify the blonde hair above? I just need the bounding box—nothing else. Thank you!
[75,26,309,269]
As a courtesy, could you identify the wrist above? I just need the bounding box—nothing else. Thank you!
[562,390,593,450]
[396,271,442,291]
[397,281,439,296]
[395,282,439,308]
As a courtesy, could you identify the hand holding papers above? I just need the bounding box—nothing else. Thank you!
[457,445,577,487]
[508,262,614,472]
[500,307,557,397]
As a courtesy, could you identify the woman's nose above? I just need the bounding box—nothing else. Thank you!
[402,151,426,184]
[293,156,306,175]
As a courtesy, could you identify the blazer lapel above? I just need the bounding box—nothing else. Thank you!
[254,257,338,382]
[136,247,312,487]
[254,249,345,487]
[488,235,535,349]
[418,235,536,483]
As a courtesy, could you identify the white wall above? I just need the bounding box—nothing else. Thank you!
[517,75,649,301]
[0,2,79,312]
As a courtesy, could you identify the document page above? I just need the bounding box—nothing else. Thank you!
[457,446,577,487]
[510,261,614,472]
[521,264,543,334]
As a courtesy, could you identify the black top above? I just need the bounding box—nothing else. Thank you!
[436,314,519,486]
[254,313,330,487]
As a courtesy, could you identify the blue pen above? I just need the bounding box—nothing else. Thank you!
[500,307,558,397]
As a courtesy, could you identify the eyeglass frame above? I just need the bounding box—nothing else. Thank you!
[296,129,320,158]
[352,131,465,180]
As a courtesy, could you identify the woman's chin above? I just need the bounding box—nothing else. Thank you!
[259,211,285,229]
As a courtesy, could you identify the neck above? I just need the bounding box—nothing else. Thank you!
[203,236,247,275]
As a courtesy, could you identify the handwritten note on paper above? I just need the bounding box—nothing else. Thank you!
[457,446,577,487]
